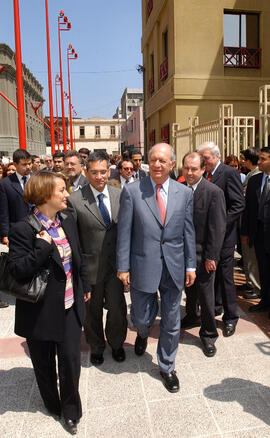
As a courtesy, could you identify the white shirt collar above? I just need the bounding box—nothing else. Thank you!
[90,183,109,200]
[16,171,29,182]
[188,177,202,191]
[150,176,170,193]
[120,175,134,187]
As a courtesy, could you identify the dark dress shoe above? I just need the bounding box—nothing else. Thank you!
[160,370,179,393]
[249,303,268,312]
[223,323,236,337]
[0,300,9,308]
[90,353,104,366]
[181,316,201,329]
[243,291,261,299]
[201,339,217,357]
[135,335,148,356]
[112,347,126,362]
[236,283,252,291]
[64,418,77,435]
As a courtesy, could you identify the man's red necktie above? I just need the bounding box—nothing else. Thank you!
[207,172,212,181]
[156,184,166,225]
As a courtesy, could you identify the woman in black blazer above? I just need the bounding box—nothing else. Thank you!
[7,171,91,435]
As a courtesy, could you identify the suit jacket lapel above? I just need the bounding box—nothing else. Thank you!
[10,173,23,195]
[143,177,163,226]
[81,184,107,227]
[210,163,223,183]
[256,173,264,200]
[165,179,178,226]
[59,211,80,269]
[108,185,118,223]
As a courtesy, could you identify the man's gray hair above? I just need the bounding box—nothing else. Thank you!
[148,143,176,162]
[197,142,220,157]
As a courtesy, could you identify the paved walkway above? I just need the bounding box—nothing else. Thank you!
[1,290,270,437]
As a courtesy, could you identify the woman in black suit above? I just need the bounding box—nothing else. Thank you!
[7,171,91,435]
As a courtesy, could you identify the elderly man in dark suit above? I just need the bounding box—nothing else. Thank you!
[117,143,196,393]
[68,151,127,365]
[0,148,32,308]
[197,142,245,337]
[242,147,270,316]
[181,152,227,357]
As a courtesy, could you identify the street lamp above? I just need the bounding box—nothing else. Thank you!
[44,0,55,154]
[55,74,61,151]
[67,43,78,150]
[58,10,71,152]
[13,0,27,149]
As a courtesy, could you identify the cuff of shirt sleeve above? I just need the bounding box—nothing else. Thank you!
[186,268,196,272]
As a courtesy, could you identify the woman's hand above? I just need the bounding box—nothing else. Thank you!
[84,292,91,302]
[36,230,52,244]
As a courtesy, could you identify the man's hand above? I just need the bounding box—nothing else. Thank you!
[241,235,249,246]
[2,237,8,246]
[185,271,196,287]
[84,292,91,302]
[117,271,130,286]
[205,260,216,274]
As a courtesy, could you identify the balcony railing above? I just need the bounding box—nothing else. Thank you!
[224,47,261,68]
[148,77,154,94]
[160,57,168,81]
[147,0,153,18]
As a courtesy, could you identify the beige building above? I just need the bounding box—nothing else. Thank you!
[72,117,125,155]
[142,0,270,154]
[0,43,46,156]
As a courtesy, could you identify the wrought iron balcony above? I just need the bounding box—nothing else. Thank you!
[224,46,261,68]
[160,57,168,81]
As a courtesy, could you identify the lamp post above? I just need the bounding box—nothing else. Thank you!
[55,74,61,151]
[13,0,27,149]
[67,44,78,150]
[58,10,71,152]
[44,0,55,154]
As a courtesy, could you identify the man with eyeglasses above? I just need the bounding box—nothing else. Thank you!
[109,159,134,189]
[67,151,127,365]
[44,155,53,171]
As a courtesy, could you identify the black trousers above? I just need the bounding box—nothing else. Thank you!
[215,246,239,324]
[254,224,270,307]
[27,306,82,420]
[185,263,218,343]
[84,273,127,354]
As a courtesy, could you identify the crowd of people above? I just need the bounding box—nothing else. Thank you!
[0,141,268,435]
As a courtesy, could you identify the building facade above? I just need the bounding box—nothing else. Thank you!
[142,0,270,155]
[0,43,46,156]
[121,106,144,154]
[72,117,125,155]
[121,88,144,120]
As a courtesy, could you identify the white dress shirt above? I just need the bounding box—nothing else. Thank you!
[90,183,112,220]
[16,171,30,190]
[120,175,134,189]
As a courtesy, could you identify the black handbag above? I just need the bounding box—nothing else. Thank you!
[0,214,50,303]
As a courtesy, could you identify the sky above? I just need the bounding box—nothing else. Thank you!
[0,1,143,119]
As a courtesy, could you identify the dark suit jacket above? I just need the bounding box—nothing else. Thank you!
[0,173,29,238]
[7,211,91,342]
[134,168,147,180]
[68,184,121,284]
[241,172,270,251]
[188,178,227,266]
[205,162,245,247]
[67,174,88,192]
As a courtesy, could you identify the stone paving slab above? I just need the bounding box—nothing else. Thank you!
[0,292,270,437]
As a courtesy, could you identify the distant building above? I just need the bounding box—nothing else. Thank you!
[121,107,144,155]
[112,106,122,119]
[121,88,143,120]
[0,43,46,156]
[72,116,125,155]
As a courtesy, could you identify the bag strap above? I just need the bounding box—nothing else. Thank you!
[26,213,43,233]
